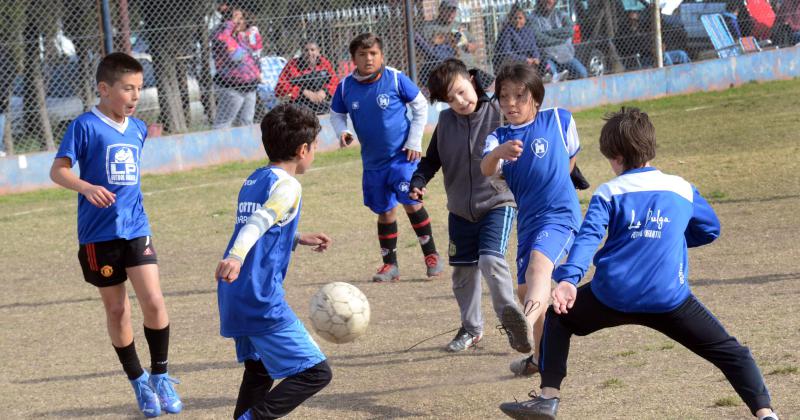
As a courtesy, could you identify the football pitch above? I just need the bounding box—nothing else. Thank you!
[1,79,799,419]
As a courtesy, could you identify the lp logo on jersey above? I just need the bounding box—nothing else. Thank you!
[532,138,548,158]
[377,94,390,109]
[106,144,139,185]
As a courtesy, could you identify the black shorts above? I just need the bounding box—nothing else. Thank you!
[78,236,158,287]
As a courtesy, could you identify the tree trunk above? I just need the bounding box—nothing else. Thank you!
[152,51,187,133]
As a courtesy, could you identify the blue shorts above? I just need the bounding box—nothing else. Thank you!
[448,206,516,266]
[234,320,326,379]
[362,157,419,214]
[516,224,575,285]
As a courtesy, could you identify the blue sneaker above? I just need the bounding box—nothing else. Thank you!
[130,372,161,418]
[150,373,183,414]
[237,409,253,420]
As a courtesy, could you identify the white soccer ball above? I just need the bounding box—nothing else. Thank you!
[309,282,370,344]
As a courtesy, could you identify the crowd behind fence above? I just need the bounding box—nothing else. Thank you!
[1,0,798,156]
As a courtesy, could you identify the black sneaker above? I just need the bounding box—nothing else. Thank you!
[499,394,559,420]
[445,327,482,352]
[499,305,533,354]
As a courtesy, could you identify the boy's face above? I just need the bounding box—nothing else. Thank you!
[296,140,318,174]
[446,74,478,115]
[498,80,538,126]
[353,44,383,75]
[98,72,144,121]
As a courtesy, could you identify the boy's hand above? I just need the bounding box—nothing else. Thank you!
[492,140,524,162]
[339,132,354,148]
[404,148,421,161]
[80,184,116,208]
[551,281,577,314]
[409,186,427,201]
[216,258,242,283]
[298,232,332,252]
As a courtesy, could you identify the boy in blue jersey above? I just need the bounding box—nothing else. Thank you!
[49,53,181,418]
[480,63,582,377]
[499,108,778,420]
[215,104,333,420]
[330,33,444,282]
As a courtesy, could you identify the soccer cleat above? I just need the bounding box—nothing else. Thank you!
[445,327,483,352]
[237,409,253,420]
[499,305,533,354]
[499,393,559,420]
[510,355,539,377]
[150,373,182,414]
[424,253,444,278]
[372,264,400,282]
[130,371,161,418]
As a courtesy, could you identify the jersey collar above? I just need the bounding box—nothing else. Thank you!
[508,118,535,130]
[91,106,129,134]
[622,166,657,175]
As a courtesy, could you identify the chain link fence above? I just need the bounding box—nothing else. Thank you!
[1,0,796,156]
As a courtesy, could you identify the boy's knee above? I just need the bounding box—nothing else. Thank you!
[105,301,129,321]
[305,360,333,389]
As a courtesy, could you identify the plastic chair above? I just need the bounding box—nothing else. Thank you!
[700,13,741,58]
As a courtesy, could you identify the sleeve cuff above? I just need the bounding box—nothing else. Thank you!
[292,232,301,251]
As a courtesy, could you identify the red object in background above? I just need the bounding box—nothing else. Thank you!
[337,60,357,79]
[746,0,776,39]
[148,123,163,138]
[572,24,582,44]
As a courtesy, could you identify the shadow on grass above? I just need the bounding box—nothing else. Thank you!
[35,396,235,418]
[692,272,799,287]
[0,288,215,310]
[14,360,238,384]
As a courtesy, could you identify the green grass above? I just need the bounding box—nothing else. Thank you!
[602,378,624,389]
[714,396,740,407]
[768,366,798,375]
[616,350,636,357]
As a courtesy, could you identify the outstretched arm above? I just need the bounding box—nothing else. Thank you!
[552,194,611,285]
[685,187,721,247]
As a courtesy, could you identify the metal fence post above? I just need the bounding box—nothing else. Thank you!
[404,0,418,84]
[100,0,114,55]
[654,2,664,68]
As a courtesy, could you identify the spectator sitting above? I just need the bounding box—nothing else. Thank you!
[529,0,587,81]
[276,41,340,115]
[616,10,690,69]
[211,6,262,129]
[722,0,754,39]
[493,4,541,75]
[774,0,800,46]
[419,0,478,71]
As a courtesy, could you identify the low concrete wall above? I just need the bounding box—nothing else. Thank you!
[2,46,798,195]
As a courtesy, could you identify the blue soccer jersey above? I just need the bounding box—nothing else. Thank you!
[554,167,721,313]
[483,108,582,241]
[55,107,151,244]
[330,67,420,170]
[218,166,303,337]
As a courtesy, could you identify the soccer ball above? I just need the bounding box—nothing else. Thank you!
[309,282,370,344]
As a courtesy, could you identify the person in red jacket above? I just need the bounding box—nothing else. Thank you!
[276,41,340,114]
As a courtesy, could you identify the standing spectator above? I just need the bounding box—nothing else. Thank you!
[275,41,339,115]
[529,0,588,81]
[211,6,263,129]
[419,1,478,71]
[493,4,541,75]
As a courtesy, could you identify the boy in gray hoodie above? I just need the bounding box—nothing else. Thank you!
[410,59,532,354]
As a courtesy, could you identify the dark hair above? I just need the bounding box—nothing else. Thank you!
[349,33,383,57]
[599,107,656,171]
[426,58,472,103]
[494,62,545,107]
[96,52,143,85]
[260,104,321,162]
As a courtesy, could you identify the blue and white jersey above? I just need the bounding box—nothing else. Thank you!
[218,166,302,337]
[553,167,721,313]
[55,107,150,244]
[330,67,420,170]
[483,108,581,241]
